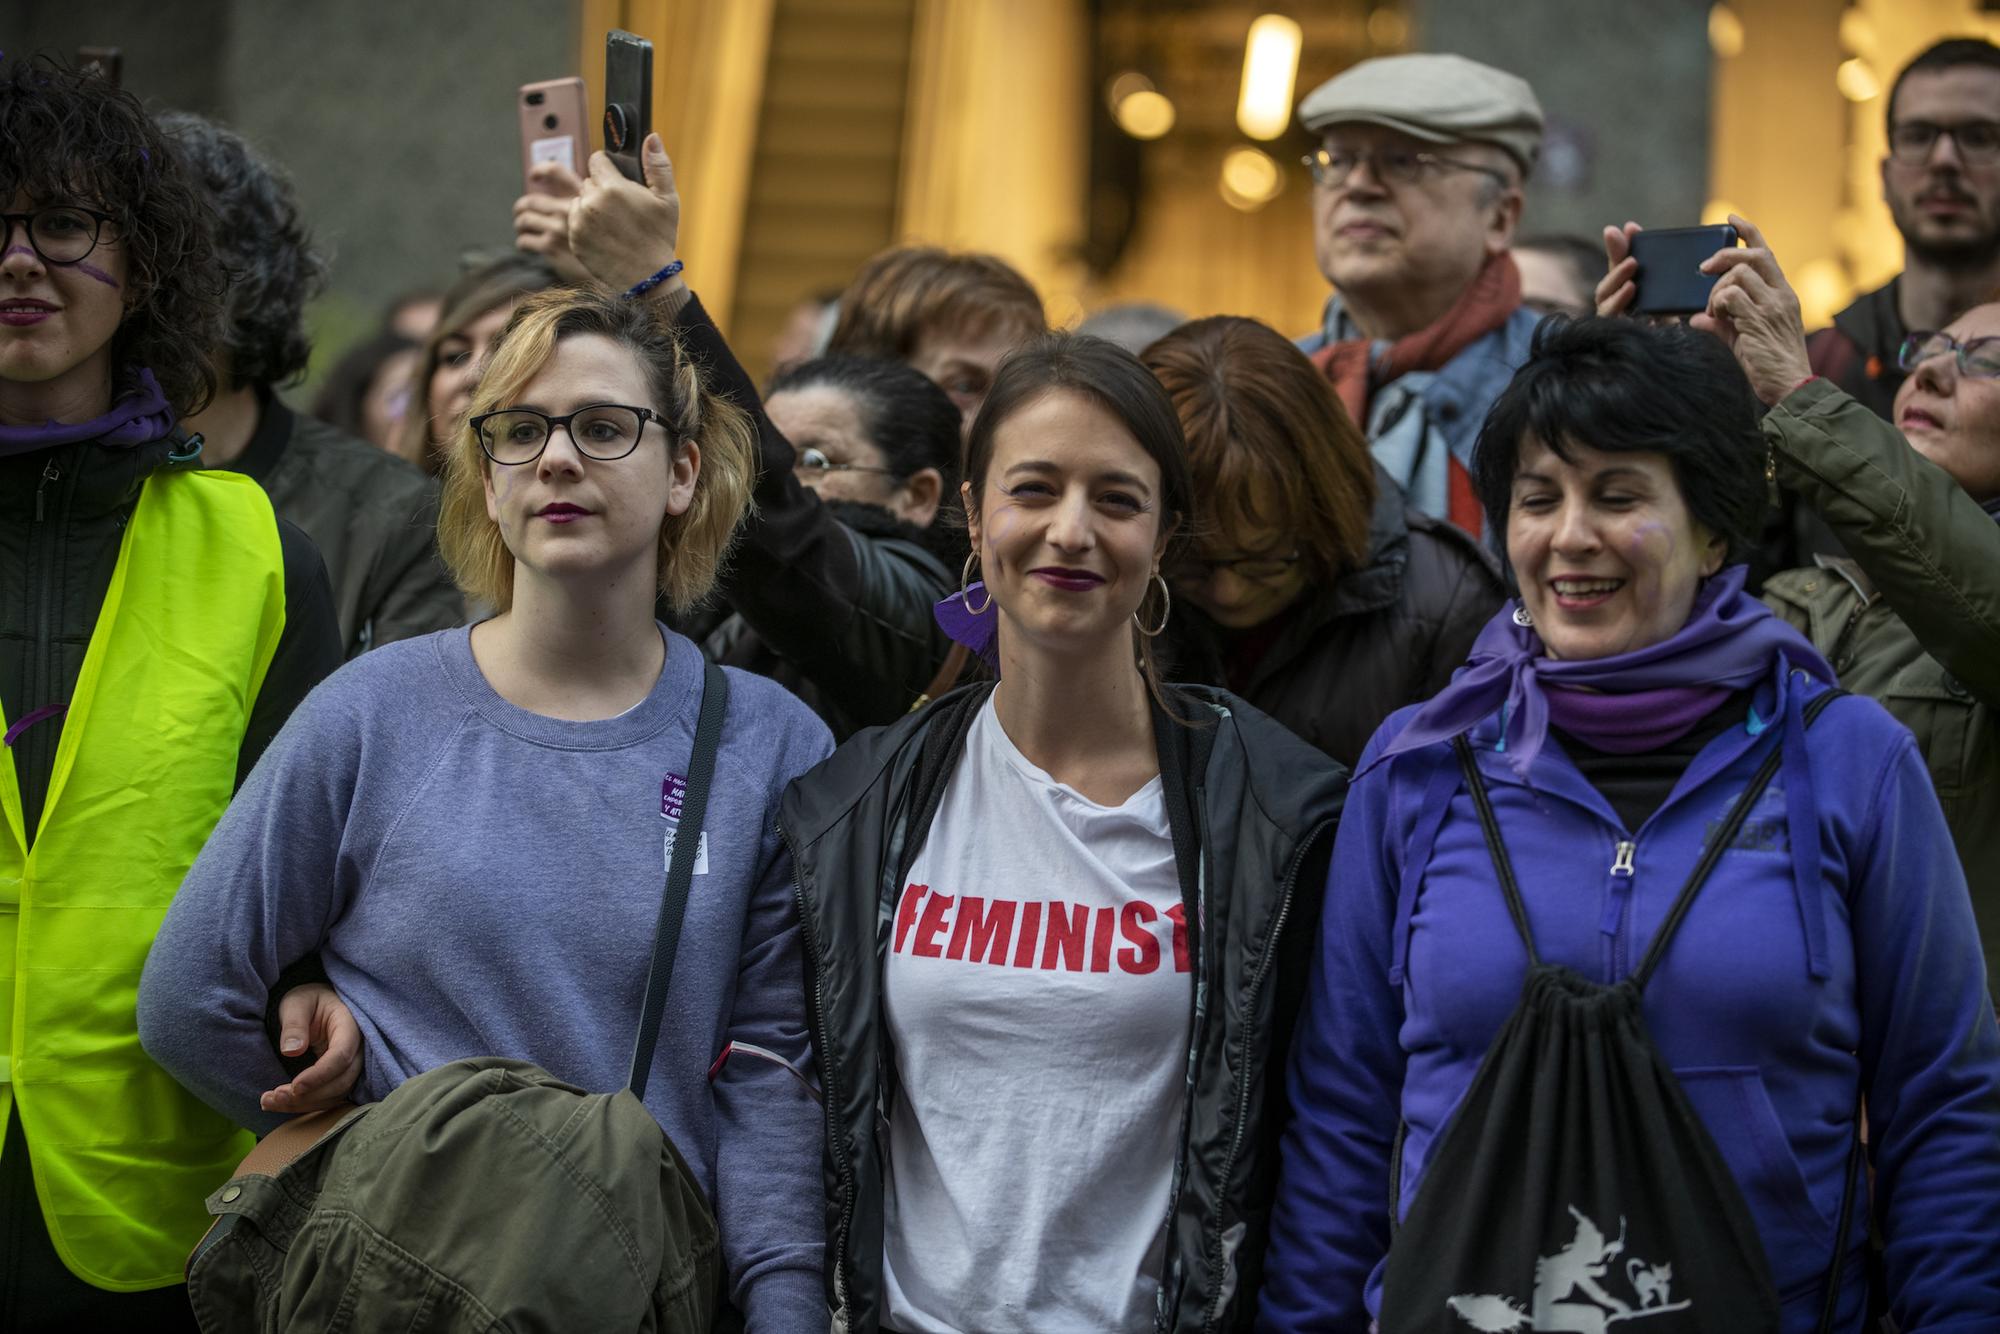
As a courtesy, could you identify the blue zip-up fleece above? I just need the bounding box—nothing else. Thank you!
[1259,669,2000,1331]
[137,627,833,1331]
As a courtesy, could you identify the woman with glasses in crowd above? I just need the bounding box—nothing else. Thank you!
[1260,315,2000,1331]
[138,286,832,1330]
[1143,316,1503,769]
[781,332,1347,1332]
[0,55,342,1328]
[704,355,967,737]
[1606,214,2000,997]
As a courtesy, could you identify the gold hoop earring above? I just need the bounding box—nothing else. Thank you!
[961,553,992,615]
[1135,572,1171,638]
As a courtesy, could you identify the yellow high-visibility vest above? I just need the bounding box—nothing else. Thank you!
[0,467,285,1290]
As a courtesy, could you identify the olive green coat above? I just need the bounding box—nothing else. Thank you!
[1761,379,2000,988]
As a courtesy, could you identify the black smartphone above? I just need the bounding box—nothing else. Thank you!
[1628,225,1739,316]
[603,30,654,184]
[76,46,122,87]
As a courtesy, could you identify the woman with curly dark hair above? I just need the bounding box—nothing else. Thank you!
[0,54,341,1328]
[162,111,463,657]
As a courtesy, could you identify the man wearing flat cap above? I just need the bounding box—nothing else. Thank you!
[1296,53,1543,538]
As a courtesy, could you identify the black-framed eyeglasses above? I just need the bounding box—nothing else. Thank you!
[1301,146,1510,190]
[1898,330,2000,379]
[1888,119,2000,166]
[0,205,116,266]
[793,446,899,479]
[1171,551,1305,584]
[470,404,665,465]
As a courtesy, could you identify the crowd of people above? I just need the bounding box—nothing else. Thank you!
[3,27,2000,1334]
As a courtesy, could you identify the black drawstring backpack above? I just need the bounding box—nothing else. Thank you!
[1379,692,1862,1334]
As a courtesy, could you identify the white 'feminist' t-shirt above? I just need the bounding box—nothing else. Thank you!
[881,696,1191,1333]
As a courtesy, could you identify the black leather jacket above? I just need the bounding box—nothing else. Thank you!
[670,294,959,732]
[705,501,964,740]
[778,683,1347,1332]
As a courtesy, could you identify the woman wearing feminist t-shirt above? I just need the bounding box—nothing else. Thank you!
[781,332,1348,1333]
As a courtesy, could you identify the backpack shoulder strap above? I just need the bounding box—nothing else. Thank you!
[629,658,730,1099]
[1632,688,1843,990]
[1452,737,1540,966]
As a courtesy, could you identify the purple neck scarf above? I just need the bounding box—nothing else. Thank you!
[1545,683,1734,754]
[0,368,175,458]
[1363,566,1835,781]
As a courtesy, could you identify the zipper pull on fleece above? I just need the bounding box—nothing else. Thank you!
[1600,840,1636,937]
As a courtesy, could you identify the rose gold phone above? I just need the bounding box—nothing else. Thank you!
[518,77,588,189]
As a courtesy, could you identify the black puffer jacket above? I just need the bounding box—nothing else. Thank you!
[672,294,957,729]
[705,500,965,739]
[227,390,462,657]
[779,683,1347,1332]
[1162,468,1502,769]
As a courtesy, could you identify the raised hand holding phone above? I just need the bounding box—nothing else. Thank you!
[1693,214,1813,406]
[569,133,684,299]
[513,158,592,283]
[1595,221,1643,316]
[519,78,588,191]
[603,29,654,184]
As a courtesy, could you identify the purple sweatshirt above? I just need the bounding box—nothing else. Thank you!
[137,626,833,1330]
[1259,670,2000,1331]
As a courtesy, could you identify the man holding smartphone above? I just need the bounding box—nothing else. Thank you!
[1292,53,1543,539]
[1810,38,2000,419]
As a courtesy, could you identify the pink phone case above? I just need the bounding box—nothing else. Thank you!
[518,77,588,189]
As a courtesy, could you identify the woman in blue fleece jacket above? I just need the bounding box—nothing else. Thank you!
[1259,318,2000,1331]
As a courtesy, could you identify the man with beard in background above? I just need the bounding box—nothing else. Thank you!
[1810,38,2000,418]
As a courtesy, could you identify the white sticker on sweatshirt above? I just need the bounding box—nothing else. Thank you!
[663,825,710,876]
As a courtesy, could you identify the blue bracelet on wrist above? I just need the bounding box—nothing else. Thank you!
[623,258,685,301]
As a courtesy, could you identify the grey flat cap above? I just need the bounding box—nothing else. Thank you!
[1297,53,1544,173]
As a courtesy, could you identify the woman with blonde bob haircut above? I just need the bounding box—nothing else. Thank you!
[437,286,753,614]
[140,286,838,1329]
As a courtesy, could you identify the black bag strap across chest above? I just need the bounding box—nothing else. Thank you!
[1452,688,1840,989]
[628,658,730,1100]
[1446,688,1861,1331]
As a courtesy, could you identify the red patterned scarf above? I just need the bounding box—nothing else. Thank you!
[1312,253,1523,535]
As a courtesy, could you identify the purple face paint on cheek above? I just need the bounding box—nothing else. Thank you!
[74,259,120,289]
[1627,520,1672,561]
